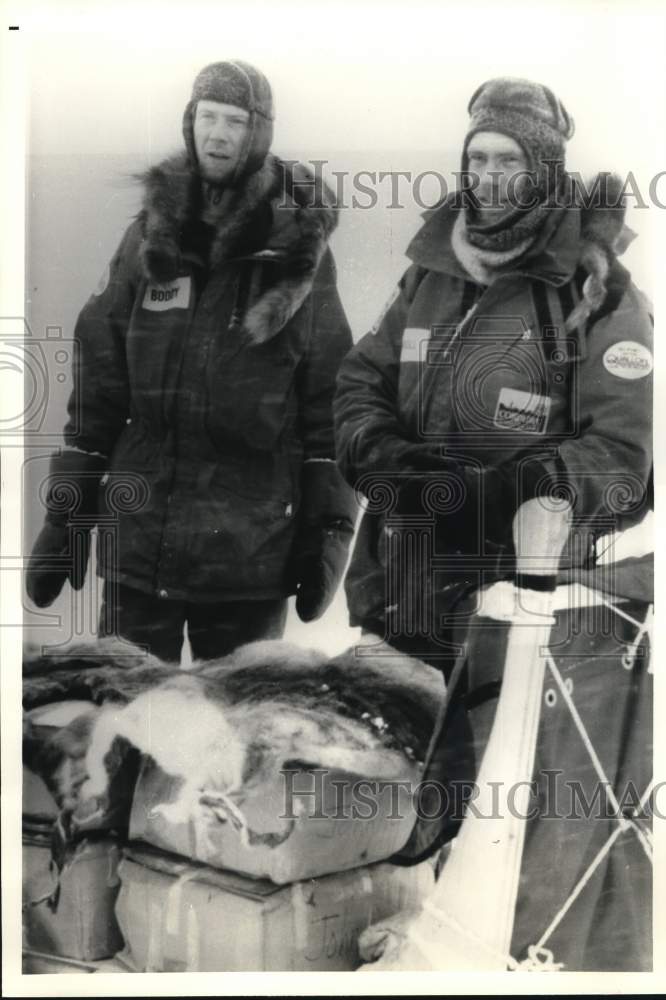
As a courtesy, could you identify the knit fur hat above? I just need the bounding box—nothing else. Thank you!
[182,60,274,182]
[463,77,575,197]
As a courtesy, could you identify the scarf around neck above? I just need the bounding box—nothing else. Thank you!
[451,212,536,285]
[464,195,556,252]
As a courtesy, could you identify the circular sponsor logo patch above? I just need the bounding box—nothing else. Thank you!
[602,341,653,380]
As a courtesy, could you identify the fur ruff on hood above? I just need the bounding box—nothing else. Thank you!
[565,172,636,331]
[136,152,339,344]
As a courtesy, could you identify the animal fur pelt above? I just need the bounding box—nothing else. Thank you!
[24,638,445,848]
[23,641,173,709]
[136,152,339,344]
[566,172,636,332]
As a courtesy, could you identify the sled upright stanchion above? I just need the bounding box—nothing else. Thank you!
[358,496,572,971]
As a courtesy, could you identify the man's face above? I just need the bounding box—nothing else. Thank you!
[466,131,530,223]
[193,100,251,183]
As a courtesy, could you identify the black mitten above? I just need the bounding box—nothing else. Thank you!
[26,450,106,608]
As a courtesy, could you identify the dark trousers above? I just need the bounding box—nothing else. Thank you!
[99,582,288,663]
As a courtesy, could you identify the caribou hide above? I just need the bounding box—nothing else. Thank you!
[23,637,445,849]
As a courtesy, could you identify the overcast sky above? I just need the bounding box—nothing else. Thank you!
[24,0,663,173]
[16,0,663,313]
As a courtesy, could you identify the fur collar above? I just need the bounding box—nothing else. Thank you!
[565,173,635,330]
[137,152,339,343]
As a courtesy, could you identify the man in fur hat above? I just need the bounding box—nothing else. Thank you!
[27,60,357,662]
[335,78,653,969]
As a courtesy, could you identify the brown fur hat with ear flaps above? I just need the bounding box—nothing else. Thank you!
[182,60,274,183]
[463,77,575,188]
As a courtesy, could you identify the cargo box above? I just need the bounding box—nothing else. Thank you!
[115,844,434,972]
[22,830,124,962]
[129,757,419,884]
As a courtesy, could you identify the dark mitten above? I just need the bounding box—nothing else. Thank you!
[293,523,352,623]
[26,449,107,608]
[495,452,565,520]
[27,521,92,608]
[291,460,357,623]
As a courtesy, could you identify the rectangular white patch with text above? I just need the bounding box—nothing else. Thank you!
[142,276,192,312]
[493,387,551,434]
[400,327,431,363]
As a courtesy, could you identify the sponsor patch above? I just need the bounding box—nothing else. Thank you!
[400,327,431,363]
[602,341,653,380]
[493,387,551,434]
[93,264,110,296]
[142,276,192,312]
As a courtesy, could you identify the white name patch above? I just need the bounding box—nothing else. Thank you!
[400,327,431,363]
[603,341,653,380]
[142,277,192,312]
[494,387,551,434]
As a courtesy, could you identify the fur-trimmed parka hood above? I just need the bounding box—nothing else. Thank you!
[136,152,339,343]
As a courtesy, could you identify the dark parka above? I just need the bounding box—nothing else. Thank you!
[335,194,653,634]
[58,153,356,604]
